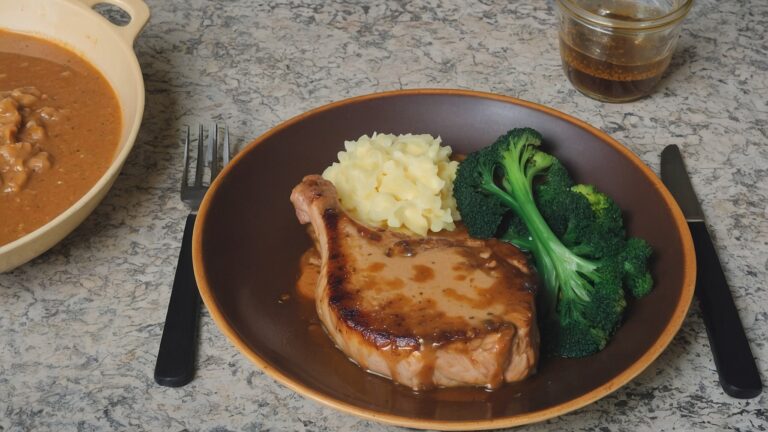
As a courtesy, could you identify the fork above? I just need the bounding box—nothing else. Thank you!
[154,124,230,387]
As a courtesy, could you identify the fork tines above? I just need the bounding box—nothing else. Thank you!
[181,124,231,206]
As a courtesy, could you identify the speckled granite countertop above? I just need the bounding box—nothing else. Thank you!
[1,0,766,430]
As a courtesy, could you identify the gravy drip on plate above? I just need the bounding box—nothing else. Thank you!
[0,30,122,246]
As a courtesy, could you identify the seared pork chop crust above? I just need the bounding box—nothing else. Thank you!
[291,175,539,390]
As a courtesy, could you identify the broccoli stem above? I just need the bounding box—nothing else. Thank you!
[484,150,600,321]
[500,231,534,251]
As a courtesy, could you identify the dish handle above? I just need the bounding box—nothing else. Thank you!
[75,0,150,46]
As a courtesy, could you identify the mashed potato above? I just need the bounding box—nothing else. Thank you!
[322,133,460,236]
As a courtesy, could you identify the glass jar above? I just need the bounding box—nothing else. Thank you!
[556,0,693,103]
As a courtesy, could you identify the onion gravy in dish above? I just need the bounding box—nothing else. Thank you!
[0,29,122,246]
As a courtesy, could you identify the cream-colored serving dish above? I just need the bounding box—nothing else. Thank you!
[0,0,149,272]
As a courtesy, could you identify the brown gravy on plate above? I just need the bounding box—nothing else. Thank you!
[0,30,122,246]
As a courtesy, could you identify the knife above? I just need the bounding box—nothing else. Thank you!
[660,144,762,399]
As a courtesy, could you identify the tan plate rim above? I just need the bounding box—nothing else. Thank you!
[192,88,697,431]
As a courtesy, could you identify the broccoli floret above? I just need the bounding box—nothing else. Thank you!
[564,184,627,259]
[542,259,626,356]
[621,237,654,298]
[534,160,581,237]
[571,184,610,213]
[454,127,653,358]
[452,144,508,239]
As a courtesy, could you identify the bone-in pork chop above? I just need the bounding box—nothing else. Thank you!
[290,175,539,390]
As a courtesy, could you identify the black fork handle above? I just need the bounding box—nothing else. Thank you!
[154,213,201,387]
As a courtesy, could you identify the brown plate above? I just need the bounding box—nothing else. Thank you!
[193,89,696,430]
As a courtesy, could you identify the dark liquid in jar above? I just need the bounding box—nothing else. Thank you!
[560,14,673,102]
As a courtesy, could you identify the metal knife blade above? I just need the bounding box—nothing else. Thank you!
[660,146,705,222]
[660,144,762,399]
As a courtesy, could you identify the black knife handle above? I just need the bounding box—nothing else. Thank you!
[154,213,201,387]
[689,222,762,398]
